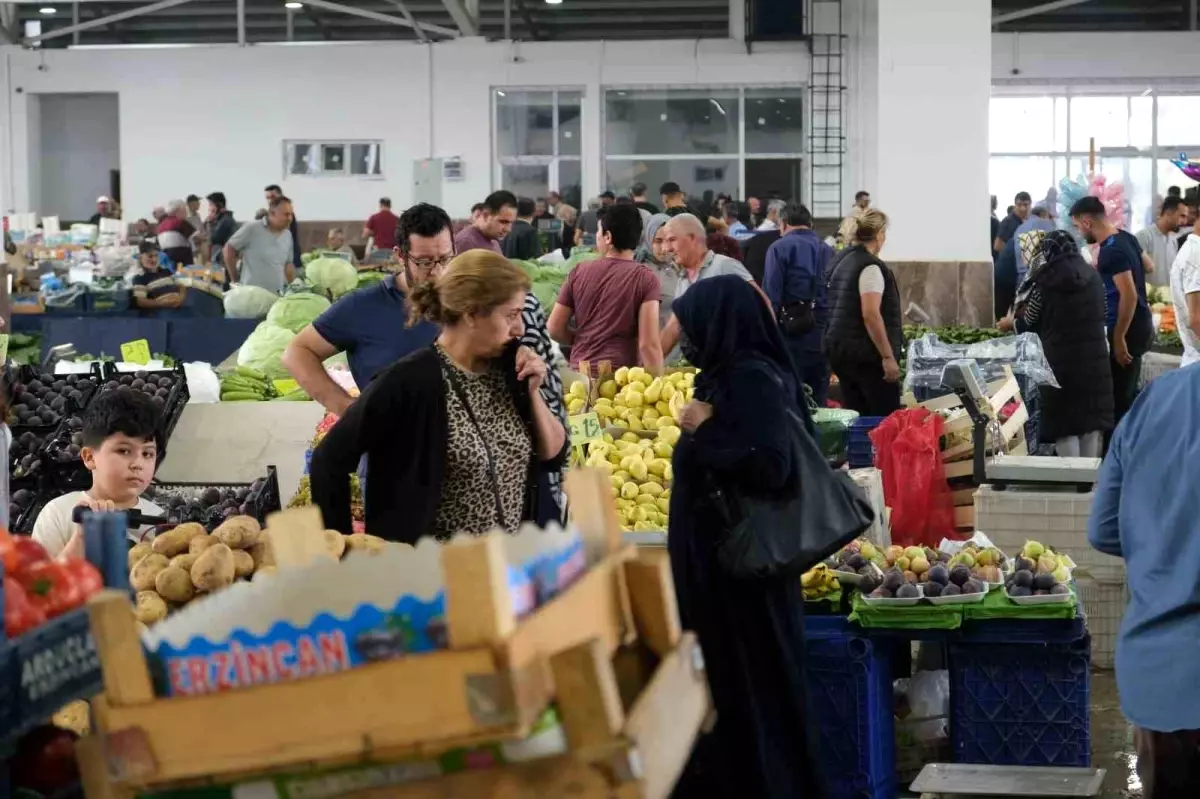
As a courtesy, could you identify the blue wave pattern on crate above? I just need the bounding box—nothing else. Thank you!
[804,616,895,799]
[949,635,1091,767]
[846,416,884,468]
[0,607,102,743]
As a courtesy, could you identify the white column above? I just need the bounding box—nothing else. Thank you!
[873,0,991,262]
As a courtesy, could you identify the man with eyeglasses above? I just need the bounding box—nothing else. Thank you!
[282,203,451,415]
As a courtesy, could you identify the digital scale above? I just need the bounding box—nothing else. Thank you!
[940,359,1099,491]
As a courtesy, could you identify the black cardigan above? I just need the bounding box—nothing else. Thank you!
[310,342,568,543]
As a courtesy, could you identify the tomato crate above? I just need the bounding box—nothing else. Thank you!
[804,615,895,799]
[0,512,131,746]
[948,635,1091,768]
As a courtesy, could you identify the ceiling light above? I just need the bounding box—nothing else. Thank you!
[284,2,303,8]
[545,0,563,5]
[39,7,56,14]
[496,90,506,97]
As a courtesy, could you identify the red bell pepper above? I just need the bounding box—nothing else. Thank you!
[3,577,46,637]
[19,561,85,619]
[0,534,50,580]
[59,559,104,600]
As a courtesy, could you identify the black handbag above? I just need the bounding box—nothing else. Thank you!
[708,406,875,579]
[778,301,816,336]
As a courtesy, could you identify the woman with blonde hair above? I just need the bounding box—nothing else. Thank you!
[825,209,904,416]
[311,250,569,543]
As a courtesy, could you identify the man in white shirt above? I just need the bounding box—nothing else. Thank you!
[1169,231,1200,367]
[1137,197,1189,288]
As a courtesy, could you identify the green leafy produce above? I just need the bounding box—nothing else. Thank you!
[301,251,321,266]
[306,257,358,299]
[236,322,295,379]
[1155,330,1182,351]
[223,284,280,319]
[357,271,388,288]
[9,332,42,365]
[903,325,1007,345]
[266,292,331,333]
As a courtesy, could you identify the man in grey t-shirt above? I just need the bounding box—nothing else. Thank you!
[223,195,296,292]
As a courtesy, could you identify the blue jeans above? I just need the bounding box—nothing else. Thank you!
[785,337,829,407]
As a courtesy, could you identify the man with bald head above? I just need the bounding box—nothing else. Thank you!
[658,213,755,357]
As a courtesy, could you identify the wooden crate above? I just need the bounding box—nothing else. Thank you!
[903,367,1029,468]
[83,471,648,792]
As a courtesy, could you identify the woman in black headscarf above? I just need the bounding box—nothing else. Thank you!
[668,275,824,798]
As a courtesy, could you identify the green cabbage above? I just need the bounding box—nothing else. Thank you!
[266,292,332,333]
[357,271,387,288]
[237,322,296,379]
[223,285,279,319]
[306,256,358,298]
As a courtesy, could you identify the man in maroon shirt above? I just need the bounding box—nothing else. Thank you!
[547,204,663,373]
[455,191,516,254]
[363,197,400,263]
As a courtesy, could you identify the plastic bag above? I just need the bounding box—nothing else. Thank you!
[898,670,949,743]
[870,409,955,547]
[183,362,222,404]
[904,332,1059,394]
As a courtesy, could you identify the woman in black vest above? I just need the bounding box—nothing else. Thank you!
[1007,230,1113,457]
[825,210,904,416]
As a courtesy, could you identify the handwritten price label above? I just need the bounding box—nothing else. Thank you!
[120,339,151,365]
[568,412,603,448]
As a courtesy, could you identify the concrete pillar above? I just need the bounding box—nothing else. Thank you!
[868,0,994,325]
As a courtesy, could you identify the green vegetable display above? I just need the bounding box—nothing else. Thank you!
[356,271,388,288]
[223,285,280,319]
[236,322,295,379]
[509,250,601,310]
[903,325,1007,345]
[305,257,359,299]
[266,293,331,334]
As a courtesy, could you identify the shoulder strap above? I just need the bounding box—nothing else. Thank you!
[441,359,506,530]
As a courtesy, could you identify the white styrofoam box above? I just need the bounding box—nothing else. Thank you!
[1140,351,1181,389]
[1076,575,1128,669]
[849,467,889,549]
[973,485,1125,581]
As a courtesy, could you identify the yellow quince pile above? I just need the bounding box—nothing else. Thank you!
[566,380,590,416]
[584,424,683,533]
[592,367,695,431]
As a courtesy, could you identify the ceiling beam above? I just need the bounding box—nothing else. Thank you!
[439,0,477,36]
[302,3,334,40]
[301,0,458,37]
[512,0,541,40]
[382,0,427,42]
[992,0,1095,25]
[21,0,193,43]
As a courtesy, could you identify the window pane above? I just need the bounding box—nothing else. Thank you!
[558,92,582,157]
[746,158,801,204]
[350,143,382,176]
[989,156,1056,213]
[1157,96,1200,148]
[990,97,1056,153]
[1094,156,1151,230]
[745,88,804,154]
[605,89,740,156]
[287,143,316,175]
[500,163,550,202]
[557,160,582,209]
[1070,97,1131,150]
[1157,158,1200,210]
[605,159,738,207]
[1054,97,1068,151]
[496,90,555,157]
[1130,96,1152,148]
[321,144,345,173]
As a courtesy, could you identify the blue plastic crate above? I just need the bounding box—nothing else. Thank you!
[846,416,884,469]
[948,634,1090,767]
[805,615,895,799]
[85,288,131,314]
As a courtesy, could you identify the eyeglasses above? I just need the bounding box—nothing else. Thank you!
[406,254,455,270]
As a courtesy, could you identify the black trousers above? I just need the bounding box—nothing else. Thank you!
[830,357,901,418]
[1135,727,1200,799]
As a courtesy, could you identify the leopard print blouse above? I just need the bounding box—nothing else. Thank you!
[432,345,533,538]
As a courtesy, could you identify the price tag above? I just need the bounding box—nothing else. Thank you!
[120,339,152,365]
[568,412,603,448]
[273,378,299,396]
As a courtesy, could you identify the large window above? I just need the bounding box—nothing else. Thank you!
[603,87,804,209]
[989,92,1200,228]
[493,89,583,209]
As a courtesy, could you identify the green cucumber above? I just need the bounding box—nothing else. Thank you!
[221,391,265,402]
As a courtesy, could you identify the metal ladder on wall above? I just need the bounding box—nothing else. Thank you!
[808,0,846,221]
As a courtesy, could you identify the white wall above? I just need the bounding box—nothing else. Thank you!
[1,39,805,222]
[993,32,1200,85]
[35,93,119,221]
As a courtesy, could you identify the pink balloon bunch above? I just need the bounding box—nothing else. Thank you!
[1088,173,1127,230]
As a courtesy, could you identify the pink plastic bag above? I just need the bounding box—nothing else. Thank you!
[869,409,956,548]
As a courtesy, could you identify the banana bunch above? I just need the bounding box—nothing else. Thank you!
[801,563,840,600]
[585,426,680,532]
[593,367,696,431]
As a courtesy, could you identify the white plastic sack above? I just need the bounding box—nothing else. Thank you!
[907,670,949,743]
[183,362,222,404]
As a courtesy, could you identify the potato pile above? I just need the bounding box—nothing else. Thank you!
[129,516,391,625]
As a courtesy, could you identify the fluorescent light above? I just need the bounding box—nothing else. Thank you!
[545,0,563,4]
[284,2,303,8]
[496,90,506,96]
[39,7,56,14]
[709,98,726,116]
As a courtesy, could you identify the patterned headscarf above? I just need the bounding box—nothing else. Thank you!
[1040,229,1081,265]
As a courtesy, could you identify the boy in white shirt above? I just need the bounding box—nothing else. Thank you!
[33,390,165,559]
[1170,232,1200,368]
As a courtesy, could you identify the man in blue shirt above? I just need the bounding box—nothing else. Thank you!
[1088,366,1200,796]
[281,203,449,413]
[1070,196,1155,427]
[763,203,834,404]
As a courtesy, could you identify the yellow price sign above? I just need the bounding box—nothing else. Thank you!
[120,339,152,365]
[273,378,299,396]
[568,412,603,448]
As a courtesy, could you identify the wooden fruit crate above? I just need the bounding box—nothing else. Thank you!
[903,367,1029,471]
[81,470,660,794]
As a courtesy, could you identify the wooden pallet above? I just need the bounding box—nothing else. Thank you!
[81,470,684,794]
